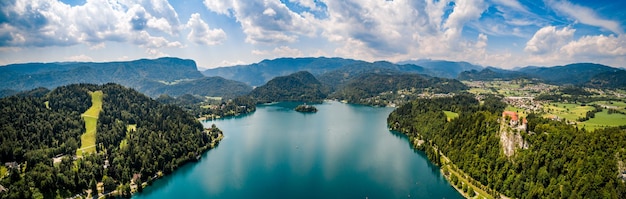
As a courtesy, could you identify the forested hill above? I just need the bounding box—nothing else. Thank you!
[248,71,329,103]
[0,57,251,98]
[330,73,467,104]
[203,57,362,86]
[387,94,626,198]
[458,63,624,87]
[397,59,483,78]
[0,83,222,198]
[316,61,428,89]
[586,70,626,89]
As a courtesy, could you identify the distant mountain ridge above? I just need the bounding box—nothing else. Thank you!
[459,63,624,87]
[0,57,251,98]
[203,57,363,86]
[397,59,484,78]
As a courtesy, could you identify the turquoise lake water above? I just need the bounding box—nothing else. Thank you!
[133,101,462,198]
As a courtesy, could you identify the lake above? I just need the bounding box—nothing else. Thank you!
[133,101,462,199]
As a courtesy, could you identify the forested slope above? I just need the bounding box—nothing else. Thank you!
[387,94,626,198]
[0,83,222,198]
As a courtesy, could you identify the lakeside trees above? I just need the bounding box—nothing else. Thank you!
[388,94,626,198]
[0,84,220,198]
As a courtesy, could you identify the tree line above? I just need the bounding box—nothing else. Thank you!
[387,93,626,198]
[0,83,221,198]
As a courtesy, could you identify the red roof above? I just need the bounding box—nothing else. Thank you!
[502,111,519,121]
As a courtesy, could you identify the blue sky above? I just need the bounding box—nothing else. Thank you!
[1,0,625,69]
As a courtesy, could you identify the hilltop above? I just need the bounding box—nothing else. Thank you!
[0,57,251,98]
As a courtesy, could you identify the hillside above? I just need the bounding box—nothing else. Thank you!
[398,59,483,78]
[457,67,527,80]
[317,61,428,89]
[140,76,252,98]
[203,57,362,86]
[586,70,626,89]
[388,95,626,198]
[330,73,467,105]
[0,84,222,198]
[517,63,621,85]
[0,57,250,98]
[248,71,328,103]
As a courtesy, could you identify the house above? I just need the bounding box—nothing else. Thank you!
[502,111,527,130]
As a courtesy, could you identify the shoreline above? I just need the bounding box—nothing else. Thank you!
[116,131,224,198]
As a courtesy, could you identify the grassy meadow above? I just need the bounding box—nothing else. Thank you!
[77,91,103,156]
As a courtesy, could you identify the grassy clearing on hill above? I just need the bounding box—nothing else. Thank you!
[77,90,103,157]
[443,111,459,122]
[120,124,137,149]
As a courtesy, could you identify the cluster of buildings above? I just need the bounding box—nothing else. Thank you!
[503,97,543,112]
[502,111,527,130]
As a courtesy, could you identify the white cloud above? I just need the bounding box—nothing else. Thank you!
[444,0,487,41]
[0,0,183,54]
[252,46,303,58]
[65,54,94,62]
[186,13,227,46]
[521,26,626,67]
[524,26,574,55]
[547,0,623,34]
[492,0,526,11]
[561,34,626,57]
[204,0,318,44]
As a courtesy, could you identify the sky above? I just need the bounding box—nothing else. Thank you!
[0,0,625,70]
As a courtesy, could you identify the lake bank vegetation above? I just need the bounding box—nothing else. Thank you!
[388,93,626,198]
[0,84,223,198]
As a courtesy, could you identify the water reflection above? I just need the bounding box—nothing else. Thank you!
[134,101,462,199]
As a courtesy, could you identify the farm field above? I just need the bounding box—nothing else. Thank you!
[581,110,626,131]
[542,102,594,122]
[77,90,103,157]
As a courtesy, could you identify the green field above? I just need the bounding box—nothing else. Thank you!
[541,102,626,131]
[581,110,626,131]
[443,111,459,122]
[77,91,103,157]
[542,102,594,122]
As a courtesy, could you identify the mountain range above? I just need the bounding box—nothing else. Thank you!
[0,57,252,98]
[1,57,625,99]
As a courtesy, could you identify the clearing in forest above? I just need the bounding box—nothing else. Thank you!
[443,111,459,122]
[77,90,103,157]
[119,124,137,149]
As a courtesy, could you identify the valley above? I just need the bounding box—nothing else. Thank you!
[1,57,625,199]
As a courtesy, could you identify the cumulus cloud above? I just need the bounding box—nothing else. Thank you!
[524,26,574,55]
[547,0,623,34]
[523,25,626,66]
[0,0,182,54]
[204,0,317,44]
[186,13,226,45]
[561,34,626,57]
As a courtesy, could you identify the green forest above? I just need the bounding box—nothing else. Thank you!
[387,94,626,198]
[0,83,222,198]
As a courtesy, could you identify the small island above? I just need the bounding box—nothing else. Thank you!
[295,104,318,113]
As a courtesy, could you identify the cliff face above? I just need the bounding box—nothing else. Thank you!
[499,116,528,158]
